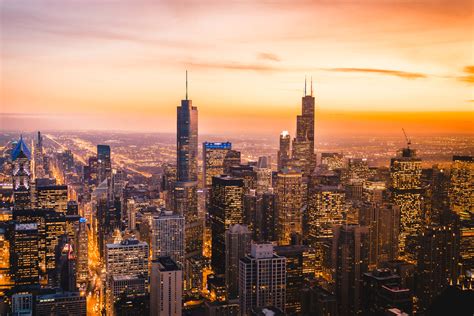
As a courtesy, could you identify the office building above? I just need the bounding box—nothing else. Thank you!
[390,146,423,263]
[105,238,149,279]
[277,131,291,171]
[36,185,68,214]
[35,291,86,316]
[203,142,232,187]
[11,136,32,210]
[97,144,112,183]
[210,176,244,275]
[9,223,39,286]
[275,244,316,314]
[334,224,370,315]
[225,224,251,299]
[239,244,286,314]
[276,169,303,245]
[151,209,185,268]
[150,257,182,316]
[449,155,473,276]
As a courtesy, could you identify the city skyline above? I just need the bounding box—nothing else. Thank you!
[1,0,473,136]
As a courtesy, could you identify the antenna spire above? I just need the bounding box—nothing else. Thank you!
[304,76,307,96]
[311,76,313,96]
[185,70,188,100]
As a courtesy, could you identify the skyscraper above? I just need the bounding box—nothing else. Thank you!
[75,218,88,287]
[150,257,183,316]
[307,182,346,274]
[277,131,291,171]
[239,243,287,314]
[225,224,251,299]
[9,222,39,286]
[449,155,473,276]
[334,224,370,315]
[177,71,198,182]
[97,144,112,183]
[151,209,185,268]
[390,146,423,263]
[275,244,316,314]
[291,78,316,175]
[209,175,244,275]
[276,169,303,245]
[36,185,68,214]
[203,142,232,188]
[11,136,32,210]
[105,238,149,279]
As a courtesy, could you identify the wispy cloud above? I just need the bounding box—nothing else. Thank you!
[186,61,284,72]
[257,52,281,62]
[458,66,474,84]
[323,67,427,79]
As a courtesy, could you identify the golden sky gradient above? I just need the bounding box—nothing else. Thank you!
[1,0,473,136]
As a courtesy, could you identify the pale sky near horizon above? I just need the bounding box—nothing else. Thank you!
[1,0,473,136]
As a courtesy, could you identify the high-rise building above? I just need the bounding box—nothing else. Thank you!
[151,209,185,268]
[275,244,316,314]
[259,190,278,243]
[416,225,460,313]
[290,79,316,175]
[9,222,39,286]
[223,150,242,175]
[255,157,272,194]
[390,146,423,263]
[11,136,32,210]
[150,257,183,316]
[34,131,46,179]
[177,71,198,182]
[36,185,68,214]
[75,218,88,287]
[239,243,286,314]
[35,291,86,316]
[105,238,149,279]
[225,224,251,299]
[306,182,346,274]
[277,131,291,171]
[361,202,400,267]
[276,169,303,245]
[97,144,112,183]
[203,142,232,188]
[362,269,412,315]
[449,155,473,276]
[209,175,244,275]
[334,224,370,315]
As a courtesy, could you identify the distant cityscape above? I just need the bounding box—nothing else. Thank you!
[0,76,472,316]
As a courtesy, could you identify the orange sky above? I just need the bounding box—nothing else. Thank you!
[1,0,473,136]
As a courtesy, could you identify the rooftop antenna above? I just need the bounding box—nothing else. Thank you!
[185,70,188,100]
[402,128,411,149]
[311,76,313,96]
[304,76,307,96]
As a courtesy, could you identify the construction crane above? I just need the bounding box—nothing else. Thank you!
[402,128,411,148]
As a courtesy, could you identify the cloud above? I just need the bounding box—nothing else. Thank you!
[323,67,427,79]
[458,66,474,84]
[186,61,284,72]
[257,52,281,62]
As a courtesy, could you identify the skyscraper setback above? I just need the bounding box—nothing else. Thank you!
[291,78,316,175]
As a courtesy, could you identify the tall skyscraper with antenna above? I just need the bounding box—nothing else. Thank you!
[177,71,198,182]
[290,77,316,175]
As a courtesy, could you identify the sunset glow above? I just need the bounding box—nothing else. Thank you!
[1,0,473,135]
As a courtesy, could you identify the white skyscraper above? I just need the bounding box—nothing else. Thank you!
[239,243,287,315]
[150,257,183,316]
[151,209,185,268]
